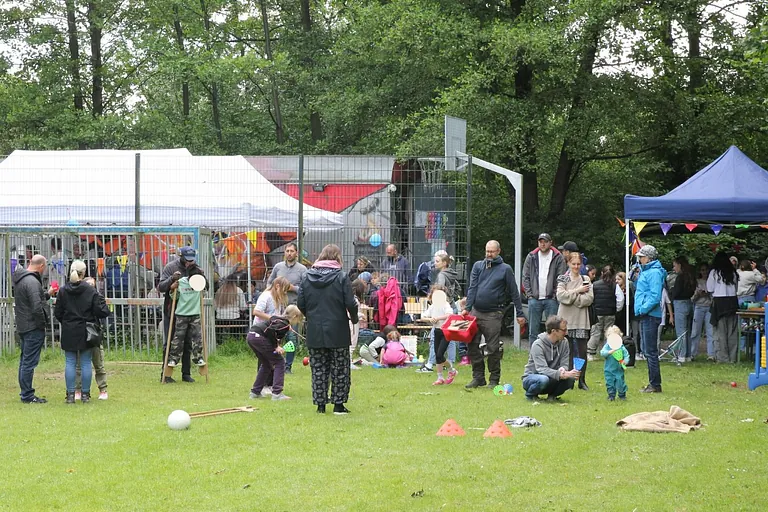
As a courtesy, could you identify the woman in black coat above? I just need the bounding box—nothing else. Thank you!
[298,244,358,415]
[54,260,110,404]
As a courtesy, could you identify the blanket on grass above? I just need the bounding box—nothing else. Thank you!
[617,406,701,433]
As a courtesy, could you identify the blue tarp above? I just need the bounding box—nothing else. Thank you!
[624,146,768,222]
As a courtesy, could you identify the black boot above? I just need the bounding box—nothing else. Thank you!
[81,392,91,404]
[66,392,75,404]
[578,360,589,390]
[316,404,326,414]
[333,403,350,415]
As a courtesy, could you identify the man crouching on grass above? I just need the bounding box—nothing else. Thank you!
[522,315,580,401]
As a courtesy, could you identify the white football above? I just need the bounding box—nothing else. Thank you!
[167,410,191,430]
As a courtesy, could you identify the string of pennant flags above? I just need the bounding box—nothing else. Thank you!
[616,218,768,236]
[617,218,763,256]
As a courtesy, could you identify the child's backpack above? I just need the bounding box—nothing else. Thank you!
[381,340,408,366]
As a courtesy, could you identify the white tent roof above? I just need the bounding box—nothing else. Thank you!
[0,150,342,230]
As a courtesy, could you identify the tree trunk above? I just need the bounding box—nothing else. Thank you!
[514,48,538,213]
[87,2,103,118]
[260,0,285,144]
[172,6,190,118]
[200,0,223,145]
[65,0,84,113]
[548,22,602,218]
[64,0,86,149]
[300,0,323,141]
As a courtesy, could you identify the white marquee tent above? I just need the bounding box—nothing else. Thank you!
[0,149,342,229]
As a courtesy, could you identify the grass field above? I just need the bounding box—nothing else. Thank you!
[1,345,767,511]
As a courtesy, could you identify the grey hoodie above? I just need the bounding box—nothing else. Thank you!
[435,267,460,302]
[522,332,570,381]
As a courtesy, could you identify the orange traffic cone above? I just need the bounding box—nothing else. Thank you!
[483,420,513,438]
[436,419,466,437]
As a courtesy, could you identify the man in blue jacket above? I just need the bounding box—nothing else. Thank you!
[634,245,666,393]
[461,240,526,388]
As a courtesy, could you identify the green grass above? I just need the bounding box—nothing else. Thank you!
[1,346,767,511]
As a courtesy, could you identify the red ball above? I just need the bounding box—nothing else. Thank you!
[303,356,309,366]
[730,381,737,388]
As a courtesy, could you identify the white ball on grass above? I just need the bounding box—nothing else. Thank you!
[167,410,191,430]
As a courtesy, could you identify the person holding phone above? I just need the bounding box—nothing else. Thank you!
[556,252,594,391]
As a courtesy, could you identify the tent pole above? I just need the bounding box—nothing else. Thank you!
[625,219,630,340]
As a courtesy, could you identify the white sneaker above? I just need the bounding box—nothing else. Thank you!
[636,354,645,361]
[261,387,273,397]
[74,390,82,401]
[167,360,178,367]
[98,391,108,400]
[350,363,360,370]
[196,358,206,366]
[271,393,292,401]
[249,392,263,399]
[587,355,595,362]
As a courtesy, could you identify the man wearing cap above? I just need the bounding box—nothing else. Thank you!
[522,234,566,345]
[266,242,306,372]
[559,241,588,276]
[158,247,207,383]
[634,244,666,393]
[461,240,526,388]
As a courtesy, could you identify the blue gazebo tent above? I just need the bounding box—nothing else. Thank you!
[624,145,768,223]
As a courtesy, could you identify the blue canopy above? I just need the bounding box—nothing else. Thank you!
[624,146,768,222]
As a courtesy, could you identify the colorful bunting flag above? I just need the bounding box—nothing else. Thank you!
[711,224,723,235]
[246,230,260,245]
[616,217,626,228]
[735,224,750,229]
[660,223,673,235]
[633,222,648,234]
[685,223,698,232]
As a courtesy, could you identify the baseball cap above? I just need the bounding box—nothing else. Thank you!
[558,241,579,252]
[179,246,197,263]
[537,233,552,242]
[636,244,658,260]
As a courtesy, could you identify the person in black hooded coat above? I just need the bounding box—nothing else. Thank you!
[298,244,358,415]
[54,260,110,404]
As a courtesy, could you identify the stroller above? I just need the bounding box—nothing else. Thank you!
[658,331,687,365]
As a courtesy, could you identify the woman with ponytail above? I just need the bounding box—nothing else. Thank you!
[54,260,110,404]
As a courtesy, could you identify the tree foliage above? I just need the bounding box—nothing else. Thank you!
[1,0,767,265]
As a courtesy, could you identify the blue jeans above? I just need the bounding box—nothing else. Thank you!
[691,304,713,358]
[428,327,456,366]
[522,374,575,399]
[527,298,559,343]
[65,349,92,394]
[640,316,662,388]
[673,299,692,357]
[18,329,46,401]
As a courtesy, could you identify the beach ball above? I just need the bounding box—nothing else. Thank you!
[369,233,382,247]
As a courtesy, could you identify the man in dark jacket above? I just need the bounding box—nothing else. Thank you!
[157,246,206,383]
[522,233,566,345]
[461,240,526,388]
[13,254,57,403]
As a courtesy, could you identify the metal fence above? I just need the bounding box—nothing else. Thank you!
[0,227,215,357]
[0,152,471,355]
